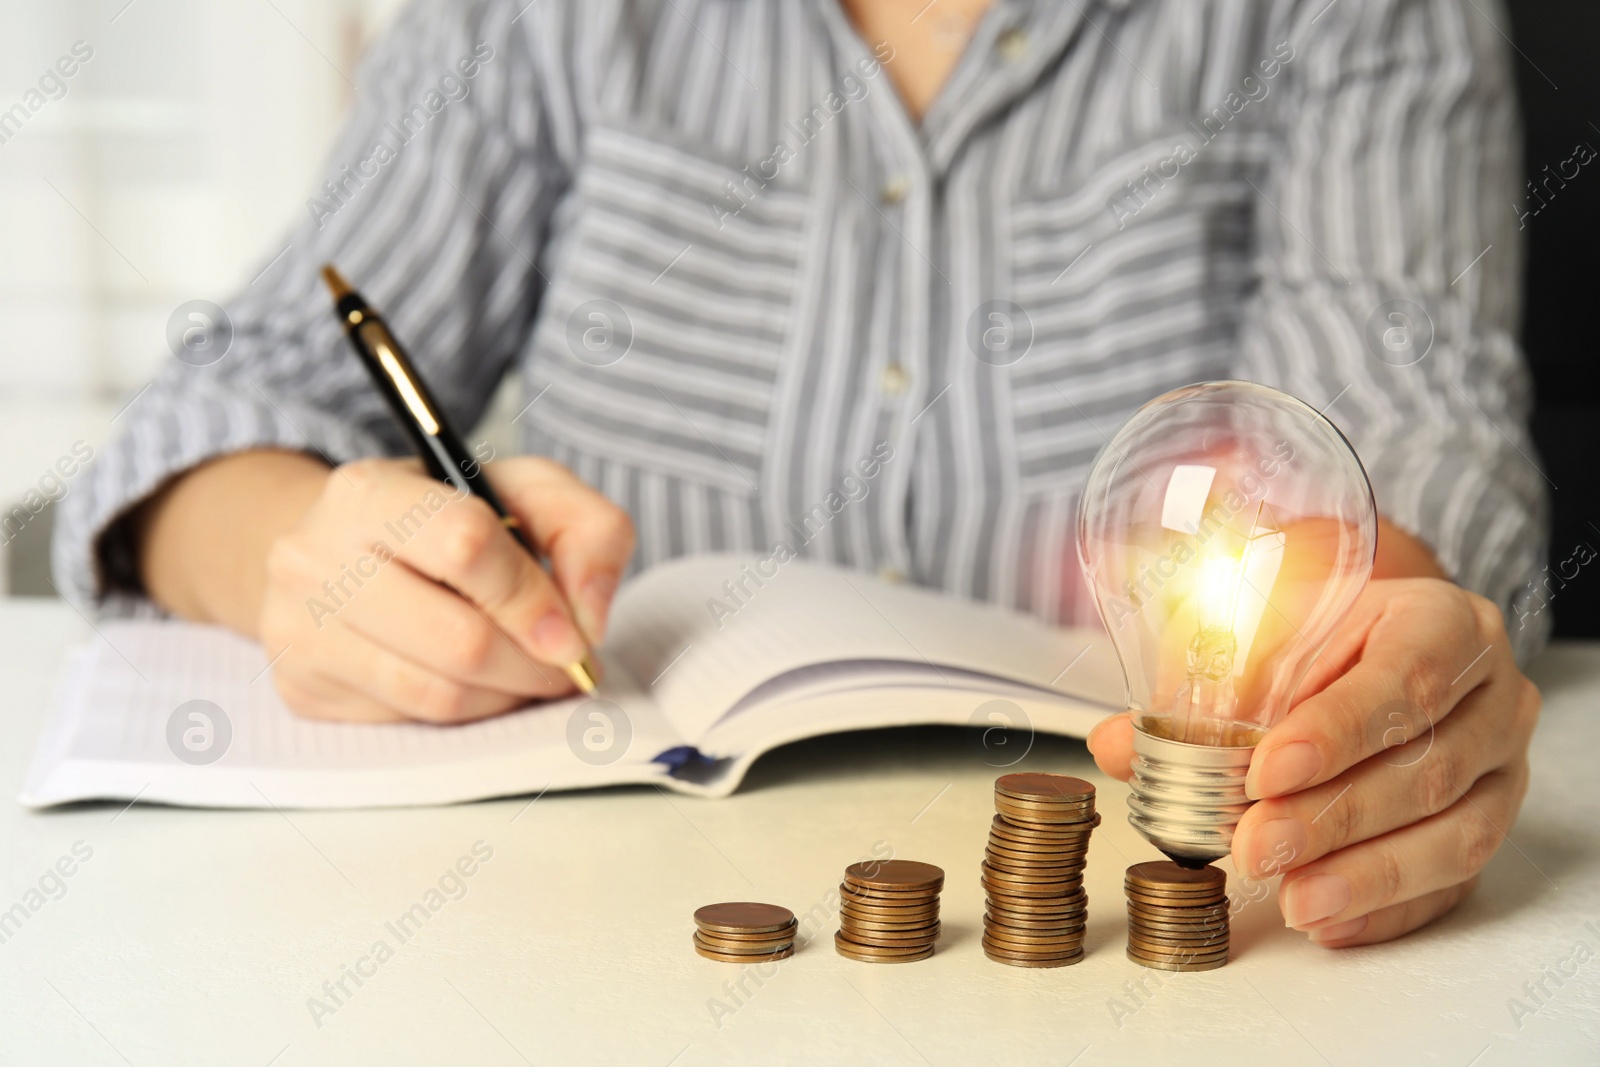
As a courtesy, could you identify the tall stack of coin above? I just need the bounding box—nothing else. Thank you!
[693,902,798,963]
[835,860,944,963]
[1123,861,1230,971]
[982,773,1098,967]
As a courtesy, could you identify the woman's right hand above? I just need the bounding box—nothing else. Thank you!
[138,450,634,723]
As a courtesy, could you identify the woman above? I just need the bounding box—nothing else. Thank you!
[57,0,1544,948]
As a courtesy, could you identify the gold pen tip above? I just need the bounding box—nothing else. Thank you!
[320,264,353,301]
[565,658,599,695]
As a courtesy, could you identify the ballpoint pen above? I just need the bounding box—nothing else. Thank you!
[320,264,598,694]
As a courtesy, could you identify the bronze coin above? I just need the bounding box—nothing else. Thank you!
[988,926,1086,946]
[986,835,1088,858]
[1125,862,1226,892]
[987,835,1087,855]
[983,925,1085,948]
[982,856,1083,877]
[981,877,1084,900]
[694,919,799,941]
[981,938,1083,958]
[988,911,1087,929]
[1126,895,1222,908]
[986,896,1087,915]
[834,931,936,956]
[986,859,1084,879]
[989,908,1086,926]
[694,922,797,940]
[843,860,945,892]
[995,773,1095,802]
[1126,913,1227,929]
[840,922,937,937]
[840,879,937,897]
[1132,927,1228,940]
[839,882,939,901]
[991,812,1101,840]
[836,941,934,964]
[1125,891,1224,908]
[995,790,1096,809]
[840,912,941,930]
[840,908,939,924]
[1127,921,1229,940]
[985,870,1088,883]
[981,860,1084,885]
[993,792,1097,813]
[1124,873,1224,891]
[1123,876,1224,895]
[1126,950,1227,972]
[1129,933,1229,953]
[982,937,1085,962]
[991,816,1098,838]
[993,803,1097,827]
[984,881,1085,901]
[1126,934,1230,955]
[1127,943,1230,965]
[983,947,1084,968]
[985,909,1087,931]
[694,902,796,935]
[844,921,940,934]
[693,937,795,964]
[838,908,934,921]
[982,888,1080,909]
[986,845,1087,866]
[987,848,1088,868]
[694,932,794,955]
[839,893,939,910]
[857,927,940,940]
[1125,898,1230,918]
[840,901,940,921]
[992,821,1097,841]
[985,894,1086,915]
[993,793,1097,816]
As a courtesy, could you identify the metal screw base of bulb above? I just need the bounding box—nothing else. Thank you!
[1127,719,1256,867]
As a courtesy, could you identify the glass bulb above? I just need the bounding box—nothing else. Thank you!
[1076,381,1377,866]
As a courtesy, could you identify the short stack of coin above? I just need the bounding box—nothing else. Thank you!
[835,860,944,963]
[693,902,798,963]
[982,773,1099,967]
[1124,861,1230,971]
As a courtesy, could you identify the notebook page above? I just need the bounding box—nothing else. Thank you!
[22,621,681,808]
[603,554,1125,745]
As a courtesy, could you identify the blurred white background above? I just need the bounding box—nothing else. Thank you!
[0,0,409,593]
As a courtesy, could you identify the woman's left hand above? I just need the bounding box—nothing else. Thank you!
[1087,577,1540,946]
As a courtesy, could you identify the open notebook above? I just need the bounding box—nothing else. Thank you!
[20,555,1123,809]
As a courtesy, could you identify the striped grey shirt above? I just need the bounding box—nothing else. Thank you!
[55,0,1550,662]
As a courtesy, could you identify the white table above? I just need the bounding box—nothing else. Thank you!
[0,602,1595,1066]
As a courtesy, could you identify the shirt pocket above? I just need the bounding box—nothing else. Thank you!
[528,123,810,494]
[1002,140,1259,497]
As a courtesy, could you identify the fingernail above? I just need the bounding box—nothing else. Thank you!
[1252,741,1322,798]
[1282,873,1352,929]
[1308,914,1368,943]
[532,609,585,665]
[576,573,617,644]
[1244,817,1308,877]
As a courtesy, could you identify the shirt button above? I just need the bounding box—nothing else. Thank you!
[877,567,907,584]
[879,363,909,395]
[881,176,908,205]
[997,27,1028,63]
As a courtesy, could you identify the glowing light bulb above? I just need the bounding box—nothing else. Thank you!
[1077,381,1377,866]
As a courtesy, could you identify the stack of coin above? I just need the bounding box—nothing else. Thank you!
[982,773,1099,967]
[835,860,944,963]
[693,902,798,963]
[1124,861,1230,971]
